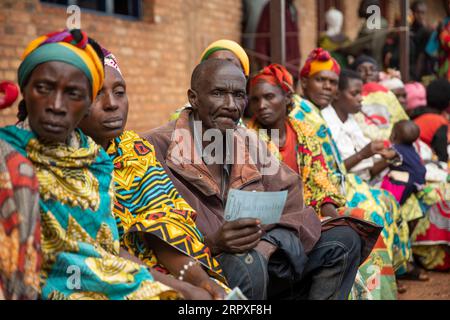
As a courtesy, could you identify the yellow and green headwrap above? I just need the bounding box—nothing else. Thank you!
[200,39,250,77]
[18,29,104,99]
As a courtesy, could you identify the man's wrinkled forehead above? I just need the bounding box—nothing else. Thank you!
[191,59,246,91]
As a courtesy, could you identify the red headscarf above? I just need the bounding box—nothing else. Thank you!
[250,63,294,93]
[300,48,341,78]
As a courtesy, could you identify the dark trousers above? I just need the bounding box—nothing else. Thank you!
[216,226,361,300]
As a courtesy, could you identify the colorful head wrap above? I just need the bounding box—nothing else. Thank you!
[250,63,294,94]
[18,29,104,99]
[300,48,341,78]
[200,39,250,77]
[102,47,122,76]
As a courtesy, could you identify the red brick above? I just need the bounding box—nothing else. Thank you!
[0,0,242,128]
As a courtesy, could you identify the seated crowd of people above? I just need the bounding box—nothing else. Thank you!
[0,28,449,300]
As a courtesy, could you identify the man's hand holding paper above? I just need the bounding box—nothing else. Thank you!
[224,189,288,225]
[206,189,288,255]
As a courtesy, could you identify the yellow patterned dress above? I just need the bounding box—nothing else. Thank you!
[107,131,226,283]
[0,125,178,300]
[247,116,397,300]
[354,83,409,141]
[289,95,415,299]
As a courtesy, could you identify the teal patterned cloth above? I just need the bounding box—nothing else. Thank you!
[0,125,177,300]
[290,95,412,299]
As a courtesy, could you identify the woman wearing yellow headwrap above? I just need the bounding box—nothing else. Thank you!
[200,39,250,77]
[0,29,179,300]
[290,48,412,298]
[169,39,250,122]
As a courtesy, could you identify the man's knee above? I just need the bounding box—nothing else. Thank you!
[320,226,362,260]
[216,250,268,300]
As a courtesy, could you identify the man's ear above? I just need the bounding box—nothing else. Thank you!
[188,88,198,109]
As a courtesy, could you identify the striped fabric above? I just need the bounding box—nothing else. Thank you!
[107,131,225,283]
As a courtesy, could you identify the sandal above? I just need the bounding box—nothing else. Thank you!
[396,281,407,294]
[397,264,429,282]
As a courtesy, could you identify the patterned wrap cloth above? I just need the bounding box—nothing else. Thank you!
[411,183,450,271]
[0,139,41,300]
[290,95,411,299]
[249,64,345,213]
[410,140,450,271]
[0,30,178,300]
[0,125,178,300]
[107,130,226,284]
[248,64,394,299]
[354,82,409,141]
[347,78,449,271]
[99,46,226,284]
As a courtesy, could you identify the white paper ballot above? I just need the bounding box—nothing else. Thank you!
[224,189,288,225]
[225,287,248,300]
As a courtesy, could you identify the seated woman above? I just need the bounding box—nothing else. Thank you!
[0,139,41,300]
[381,120,426,207]
[247,63,396,299]
[411,79,450,164]
[351,55,409,141]
[293,48,413,296]
[321,69,399,182]
[0,29,182,300]
[328,69,444,276]
[408,81,450,272]
[78,49,227,299]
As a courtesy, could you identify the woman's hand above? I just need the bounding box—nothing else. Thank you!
[197,279,227,300]
[178,282,215,300]
[378,148,398,160]
[206,218,262,255]
[368,140,386,157]
[361,140,393,159]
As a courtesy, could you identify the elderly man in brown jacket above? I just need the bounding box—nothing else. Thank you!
[143,59,365,300]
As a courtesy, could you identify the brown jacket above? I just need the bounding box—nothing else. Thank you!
[143,109,322,254]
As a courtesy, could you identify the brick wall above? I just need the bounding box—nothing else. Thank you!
[1,0,446,132]
[0,0,242,133]
[296,0,317,69]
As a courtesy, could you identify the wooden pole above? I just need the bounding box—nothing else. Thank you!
[270,0,286,65]
[400,0,410,82]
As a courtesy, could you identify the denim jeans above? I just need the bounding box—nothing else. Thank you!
[216,250,269,300]
[216,226,361,300]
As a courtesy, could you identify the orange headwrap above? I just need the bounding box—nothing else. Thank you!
[250,63,294,93]
[300,48,341,78]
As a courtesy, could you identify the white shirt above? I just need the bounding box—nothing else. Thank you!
[321,105,375,181]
